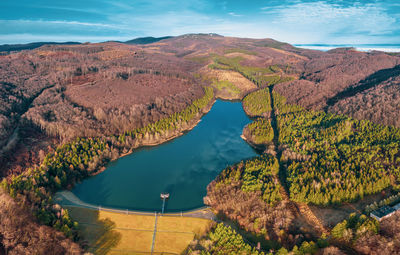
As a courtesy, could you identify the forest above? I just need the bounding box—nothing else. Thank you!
[206,80,400,253]
[239,87,400,205]
[277,107,400,205]
[1,86,214,241]
[188,223,332,255]
[0,42,207,171]
[242,88,272,117]
[1,34,400,253]
[188,223,265,255]
[213,154,281,205]
[329,212,400,254]
[244,119,274,145]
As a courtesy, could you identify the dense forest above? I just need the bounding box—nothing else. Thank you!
[213,154,282,205]
[1,87,214,241]
[1,34,400,253]
[188,223,334,255]
[205,154,308,251]
[204,50,400,253]
[242,88,272,117]
[188,223,265,255]
[330,212,400,254]
[330,75,400,127]
[275,49,400,112]
[0,189,82,254]
[243,118,274,145]
[240,87,400,205]
[277,108,400,205]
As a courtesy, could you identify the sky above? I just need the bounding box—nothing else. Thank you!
[0,0,399,45]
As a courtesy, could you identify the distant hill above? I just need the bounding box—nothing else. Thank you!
[124,36,173,44]
[0,42,81,52]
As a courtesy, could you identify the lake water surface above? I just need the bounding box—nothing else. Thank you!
[72,100,257,212]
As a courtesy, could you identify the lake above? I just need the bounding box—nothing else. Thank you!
[71,100,258,212]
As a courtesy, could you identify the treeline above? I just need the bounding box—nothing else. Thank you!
[214,154,281,205]
[237,89,400,205]
[1,87,214,240]
[204,153,302,250]
[331,213,379,243]
[272,92,304,116]
[1,137,112,240]
[0,189,82,254]
[278,108,400,205]
[0,42,204,156]
[119,86,213,141]
[244,118,274,145]
[208,55,291,87]
[365,191,400,214]
[188,223,330,255]
[353,211,400,254]
[328,213,400,254]
[188,223,264,255]
[242,88,271,117]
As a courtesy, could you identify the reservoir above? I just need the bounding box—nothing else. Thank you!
[71,100,257,212]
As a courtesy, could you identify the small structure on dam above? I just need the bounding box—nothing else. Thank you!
[160,193,170,214]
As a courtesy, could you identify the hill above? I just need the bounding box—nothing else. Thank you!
[0,41,81,52]
[1,34,400,254]
[124,36,174,44]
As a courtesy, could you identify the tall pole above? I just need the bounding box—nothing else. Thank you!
[160,193,169,215]
[162,197,166,214]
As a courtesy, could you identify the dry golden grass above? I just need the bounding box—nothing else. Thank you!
[110,229,153,252]
[203,68,257,99]
[66,206,212,254]
[209,69,256,92]
[99,211,155,230]
[153,232,195,254]
[157,215,212,235]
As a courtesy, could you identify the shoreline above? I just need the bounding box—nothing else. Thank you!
[56,190,215,218]
[67,96,260,215]
[87,98,216,176]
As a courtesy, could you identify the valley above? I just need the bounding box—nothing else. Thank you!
[1,34,400,254]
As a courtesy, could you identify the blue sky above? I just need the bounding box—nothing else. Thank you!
[0,0,399,44]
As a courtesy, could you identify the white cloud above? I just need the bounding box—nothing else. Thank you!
[262,1,398,43]
[228,12,242,17]
[0,19,122,31]
[109,10,264,39]
[0,34,134,44]
[0,19,133,37]
[0,0,398,45]
[42,20,118,28]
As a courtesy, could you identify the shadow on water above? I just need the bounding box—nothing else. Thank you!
[66,207,121,255]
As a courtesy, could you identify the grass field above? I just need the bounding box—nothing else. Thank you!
[212,80,241,96]
[66,206,212,254]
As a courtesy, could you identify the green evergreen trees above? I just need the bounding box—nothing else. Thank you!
[332,214,379,242]
[243,88,272,117]
[215,154,281,205]
[248,90,400,205]
[246,119,274,144]
[1,87,215,241]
